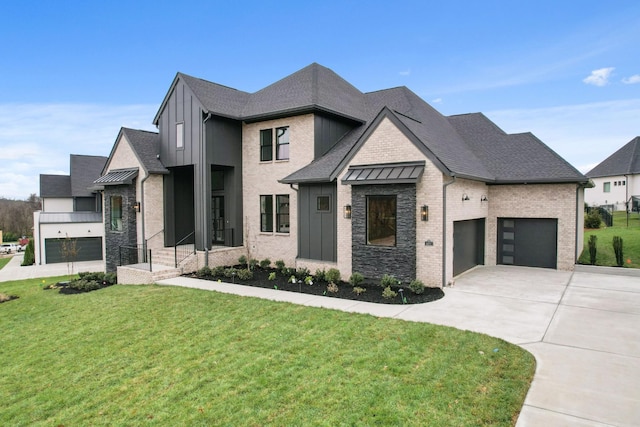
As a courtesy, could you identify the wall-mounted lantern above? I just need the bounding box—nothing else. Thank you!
[421,205,429,221]
[480,195,488,203]
[462,193,470,201]
[133,202,141,212]
[344,204,352,219]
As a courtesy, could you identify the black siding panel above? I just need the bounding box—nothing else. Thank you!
[314,115,355,159]
[298,183,337,261]
[453,219,485,276]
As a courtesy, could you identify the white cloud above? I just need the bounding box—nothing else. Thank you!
[583,67,615,86]
[622,74,640,84]
[0,103,157,199]
[399,68,411,76]
[431,98,442,104]
[486,99,640,173]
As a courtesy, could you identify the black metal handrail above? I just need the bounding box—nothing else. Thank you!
[119,245,152,271]
[174,231,196,267]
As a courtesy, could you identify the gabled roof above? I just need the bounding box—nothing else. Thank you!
[40,174,71,198]
[447,113,585,183]
[121,128,168,174]
[586,136,640,178]
[70,155,108,197]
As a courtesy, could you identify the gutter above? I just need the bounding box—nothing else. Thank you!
[442,175,456,288]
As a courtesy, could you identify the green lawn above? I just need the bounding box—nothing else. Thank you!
[0,277,535,426]
[579,211,640,268]
[0,256,11,270]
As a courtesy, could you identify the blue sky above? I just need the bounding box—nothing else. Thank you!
[1,0,639,199]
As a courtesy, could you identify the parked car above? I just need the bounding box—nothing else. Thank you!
[0,243,17,254]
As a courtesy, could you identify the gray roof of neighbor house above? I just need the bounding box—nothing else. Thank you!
[586,136,640,178]
[40,174,72,198]
[70,155,108,197]
[39,212,103,223]
[153,63,587,185]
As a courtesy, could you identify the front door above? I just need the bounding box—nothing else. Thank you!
[212,196,225,245]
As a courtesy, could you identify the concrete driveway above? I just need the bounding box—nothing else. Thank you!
[396,265,639,427]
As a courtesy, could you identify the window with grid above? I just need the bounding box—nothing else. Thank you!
[260,129,273,161]
[276,195,290,233]
[276,127,290,160]
[260,195,273,232]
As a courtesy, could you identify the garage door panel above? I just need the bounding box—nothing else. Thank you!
[45,237,103,264]
[498,218,557,269]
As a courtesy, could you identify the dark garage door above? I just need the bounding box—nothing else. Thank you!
[453,218,485,276]
[498,218,557,269]
[45,237,103,264]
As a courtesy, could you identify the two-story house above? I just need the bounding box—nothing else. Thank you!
[34,154,107,264]
[585,136,640,211]
[97,63,588,286]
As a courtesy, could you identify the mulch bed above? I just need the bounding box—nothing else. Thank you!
[187,267,444,305]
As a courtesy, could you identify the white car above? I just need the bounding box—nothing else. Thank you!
[0,243,17,254]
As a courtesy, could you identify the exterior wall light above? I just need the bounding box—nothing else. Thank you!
[344,204,352,219]
[421,205,428,221]
[462,194,470,201]
[480,195,488,202]
[133,202,141,212]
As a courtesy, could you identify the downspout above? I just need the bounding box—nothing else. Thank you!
[202,113,212,266]
[442,175,456,288]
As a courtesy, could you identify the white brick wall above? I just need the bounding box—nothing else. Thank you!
[242,115,315,266]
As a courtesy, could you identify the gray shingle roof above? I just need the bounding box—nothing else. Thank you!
[40,174,71,198]
[70,155,108,197]
[586,136,640,178]
[121,128,168,174]
[447,113,585,183]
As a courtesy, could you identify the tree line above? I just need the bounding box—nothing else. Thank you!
[0,195,41,241]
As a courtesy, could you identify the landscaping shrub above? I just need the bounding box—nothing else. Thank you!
[409,279,425,294]
[314,269,326,282]
[259,258,271,269]
[211,266,225,277]
[584,210,602,229]
[382,286,398,299]
[613,236,624,266]
[197,266,212,277]
[223,268,237,278]
[236,269,254,281]
[275,260,285,270]
[249,258,259,270]
[380,274,398,288]
[296,267,311,279]
[68,279,103,292]
[352,286,366,295]
[238,255,247,266]
[326,282,339,293]
[21,240,35,266]
[588,235,597,265]
[325,268,341,284]
[349,272,364,287]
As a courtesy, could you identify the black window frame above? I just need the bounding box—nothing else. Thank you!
[260,129,273,162]
[110,196,123,232]
[366,195,397,247]
[260,195,273,232]
[276,126,290,160]
[276,194,290,233]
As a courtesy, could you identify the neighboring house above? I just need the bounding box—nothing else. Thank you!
[585,136,640,211]
[34,154,107,264]
[96,63,588,286]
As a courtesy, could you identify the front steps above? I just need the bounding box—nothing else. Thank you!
[117,245,196,285]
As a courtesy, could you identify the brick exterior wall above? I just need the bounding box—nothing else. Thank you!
[241,115,315,267]
[486,183,579,271]
[143,174,165,251]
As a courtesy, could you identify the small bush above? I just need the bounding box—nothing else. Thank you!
[238,255,247,266]
[21,240,35,266]
[352,287,366,295]
[275,260,286,270]
[380,274,398,288]
[349,272,364,287]
[613,236,624,267]
[325,268,341,284]
[382,286,398,299]
[314,269,326,282]
[304,276,314,285]
[236,269,254,280]
[223,268,237,278]
[197,266,212,277]
[211,266,225,277]
[249,258,259,270]
[584,210,602,229]
[68,279,102,292]
[289,275,298,284]
[296,267,311,279]
[588,235,597,265]
[268,272,277,281]
[327,282,339,293]
[409,279,425,294]
[259,258,271,269]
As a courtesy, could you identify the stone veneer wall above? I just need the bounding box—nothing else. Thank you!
[104,185,137,273]
[351,184,416,282]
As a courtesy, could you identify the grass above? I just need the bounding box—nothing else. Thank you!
[579,211,640,268]
[0,277,535,426]
[0,256,11,270]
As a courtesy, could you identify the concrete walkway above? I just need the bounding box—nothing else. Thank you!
[2,256,638,426]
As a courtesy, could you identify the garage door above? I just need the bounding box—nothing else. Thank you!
[453,218,485,276]
[498,218,557,269]
[45,237,103,264]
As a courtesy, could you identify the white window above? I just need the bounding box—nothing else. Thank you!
[176,123,184,149]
